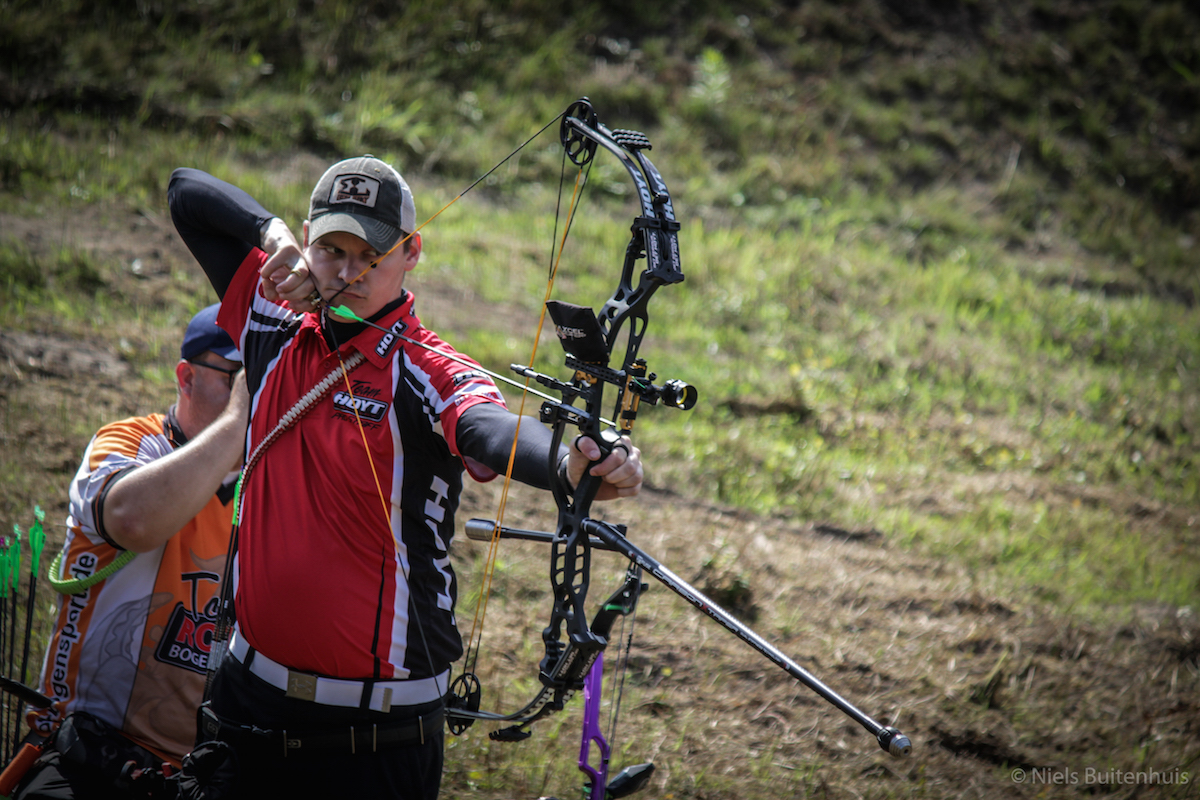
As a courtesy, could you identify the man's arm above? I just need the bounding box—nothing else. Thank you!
[456,404,643,500]
[168,168,275,297]
[169,168,319,312]
[102,374,249,553]
[456,404,560,489]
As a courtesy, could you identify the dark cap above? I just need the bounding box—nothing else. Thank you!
[309,156,416,253]
[181,304,240,362]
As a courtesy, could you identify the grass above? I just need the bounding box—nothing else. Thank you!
[2,1,1199,797]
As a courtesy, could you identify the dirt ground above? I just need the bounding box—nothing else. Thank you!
[1,205,1197,799]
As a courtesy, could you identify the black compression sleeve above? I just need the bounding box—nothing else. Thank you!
[168,167,276,298]
[456,403,568,491]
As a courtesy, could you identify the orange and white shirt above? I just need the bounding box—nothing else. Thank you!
[28,410,236,766]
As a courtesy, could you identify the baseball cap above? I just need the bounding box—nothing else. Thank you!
[308,155,416,253]
[181,304,240,362]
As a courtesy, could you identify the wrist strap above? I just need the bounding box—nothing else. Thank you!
[556,451,572,490]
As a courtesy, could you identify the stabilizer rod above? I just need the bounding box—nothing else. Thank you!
[464,517,912,758]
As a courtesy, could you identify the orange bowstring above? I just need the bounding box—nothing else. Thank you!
[459,165,588,672]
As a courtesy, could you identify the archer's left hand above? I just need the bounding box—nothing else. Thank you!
[566,436,643,500]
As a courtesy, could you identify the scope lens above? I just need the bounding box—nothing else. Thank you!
[663,380,697,410]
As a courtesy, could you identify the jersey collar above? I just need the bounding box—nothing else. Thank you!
[310,290,419,370]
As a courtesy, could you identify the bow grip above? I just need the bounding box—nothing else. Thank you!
[568,428,628,503]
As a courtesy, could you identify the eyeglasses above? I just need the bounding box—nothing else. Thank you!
[188,359,241,389]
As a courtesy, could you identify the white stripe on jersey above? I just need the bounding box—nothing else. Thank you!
[387,353,412,675]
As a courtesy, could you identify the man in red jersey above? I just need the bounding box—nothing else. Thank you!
[168,156,643,799]
[12,305,247,800]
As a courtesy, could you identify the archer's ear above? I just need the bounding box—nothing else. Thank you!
[404,231,422,272]
[176,360,195,396]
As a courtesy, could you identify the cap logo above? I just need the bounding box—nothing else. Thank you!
[330,174,381,208]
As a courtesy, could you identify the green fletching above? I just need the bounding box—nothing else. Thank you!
[10,532,21,591]
[0,536,10,598]
[29,505,46,566]
[330,305,366,323]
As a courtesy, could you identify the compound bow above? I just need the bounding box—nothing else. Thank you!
[444,98,911,799]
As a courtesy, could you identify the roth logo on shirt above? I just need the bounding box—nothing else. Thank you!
[155,572,221,675]
[333,391,389,421]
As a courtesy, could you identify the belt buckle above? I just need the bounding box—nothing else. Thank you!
[285,670,318,701]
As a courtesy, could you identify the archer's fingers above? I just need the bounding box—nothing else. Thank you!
[572,434,634,465]
[260,255,290,300]
[571,435,601,462]
[591,444,642,486]
[261,245,307,286]
[277,259,312,294]
[594,460,644,499]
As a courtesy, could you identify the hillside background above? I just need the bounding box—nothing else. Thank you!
[2,1,1198,798]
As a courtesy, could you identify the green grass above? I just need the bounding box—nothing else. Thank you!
[6,98,1195,618]
[3,2,1199,796]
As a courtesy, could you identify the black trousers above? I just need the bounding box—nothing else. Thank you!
[202,654,445,800]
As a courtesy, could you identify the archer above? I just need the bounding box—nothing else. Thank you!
[165,155,644,800]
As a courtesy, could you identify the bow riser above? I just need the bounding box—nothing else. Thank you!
[532,103,691,710]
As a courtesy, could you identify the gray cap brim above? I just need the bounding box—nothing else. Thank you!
[210,342,241,362]
[309,211,402,254]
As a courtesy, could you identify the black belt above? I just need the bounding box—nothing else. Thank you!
[201,705,444,758]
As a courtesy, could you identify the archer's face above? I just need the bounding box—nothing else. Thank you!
[304,229,421,321]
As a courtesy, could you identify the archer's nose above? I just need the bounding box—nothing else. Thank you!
[339,254,372,284]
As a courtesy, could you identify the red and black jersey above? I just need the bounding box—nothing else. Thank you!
[218,251,506,681]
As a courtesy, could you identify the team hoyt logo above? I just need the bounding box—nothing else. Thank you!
[155,570,222,674]
[333,385,389,421]
[331,174,381,208]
